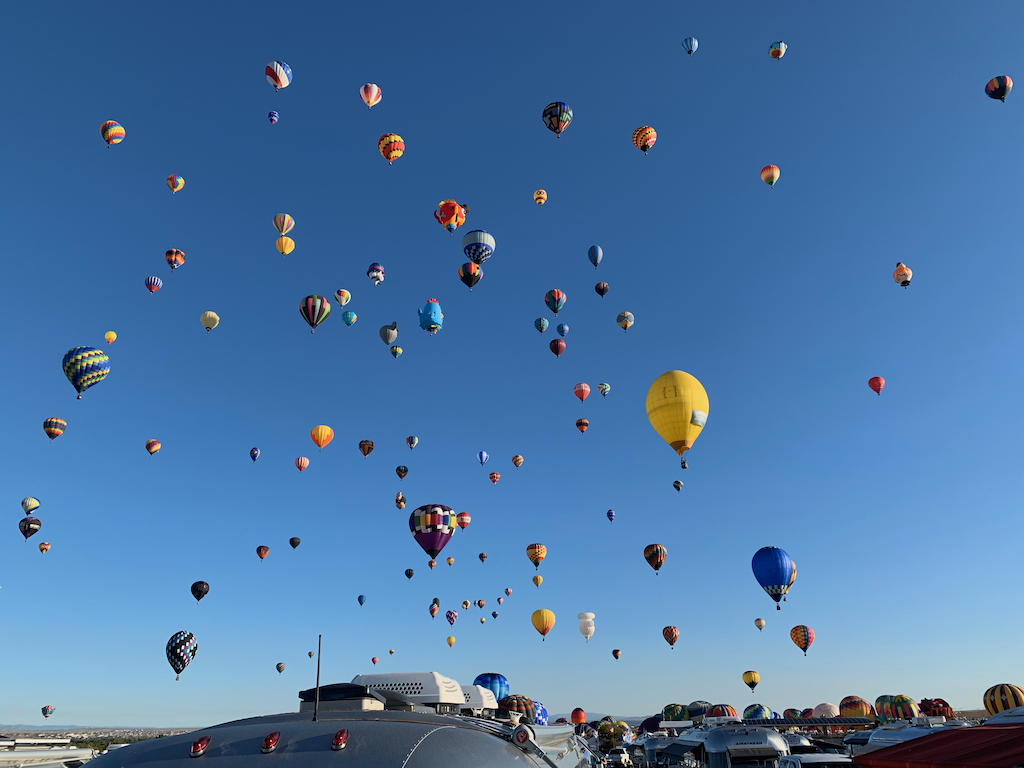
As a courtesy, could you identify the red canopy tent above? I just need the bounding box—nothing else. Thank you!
[857,724,1024,768]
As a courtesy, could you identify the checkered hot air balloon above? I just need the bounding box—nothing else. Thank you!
[752,546,795,609]
[166,630,197,680]
[43,418,66,442]
[534,701,549,725]
[461,230,495,264]
[446,610,458,626]
[265,61,292,91]
[62,347,110,399]
[790,625,814,655]
[526,543,546,569]
[409,504,457,560]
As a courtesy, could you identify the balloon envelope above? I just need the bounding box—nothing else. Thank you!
[531,609,556,640]
[409,505,457,558]
[646,371,709,461]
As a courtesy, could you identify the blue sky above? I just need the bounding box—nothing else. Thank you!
[0,1,1020,727]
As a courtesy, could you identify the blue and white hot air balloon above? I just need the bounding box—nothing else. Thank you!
[462,230,495,265]
[682,37,698,55]
[534,701,549,725]
[476,451,489,466]
[265,61,292,91]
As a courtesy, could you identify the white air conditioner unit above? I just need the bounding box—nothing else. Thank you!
[461,685,498,714]
[351,672,464,707]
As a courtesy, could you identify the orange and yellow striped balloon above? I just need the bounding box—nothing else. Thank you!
[760,165,780,188]
[378,134,405,164]
[632,126,657,154]
[310,425,334,451]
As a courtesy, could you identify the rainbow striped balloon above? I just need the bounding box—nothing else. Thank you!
[100,121,125,146]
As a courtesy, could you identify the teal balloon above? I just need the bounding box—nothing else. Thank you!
[342,311,357,326]
[534,318,549,334]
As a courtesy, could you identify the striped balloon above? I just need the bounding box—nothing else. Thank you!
[983,684,1024,715]
[542,102,573,136]
[760,165,781,187]
[100,121,125,146]
[544,289,566,315]
[682,37,698,55]
[875,695,895,723]
[890,695,920,720]
[62,347,110,399]
[265,61,292,91]
[790,625,814,655]
[334,289,351,307]
[298,295,331,333]
[632,126,657,154]
[165,249,185,271]
[360,83,382,108]
[984,75,1012,102]
[275,237,295,256]
[526,543,547,568]
[743,704,771,720]
[145,276,163,293]
[840,696,875,720]
[378,134,405,164]
[644,543,667,573]
[268,111,279,124]
[273,213,295,236]
[43,418,67,442]
[145,439,161,455]
[707,705,737,718]
[783,708,802,719]
[166,174,184,194]
[458,262,483,291]
[662,703,686,721]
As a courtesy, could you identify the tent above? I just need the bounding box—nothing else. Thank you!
[857,724,1024,768]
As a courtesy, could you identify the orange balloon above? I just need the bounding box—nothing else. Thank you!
[310,425,334,451]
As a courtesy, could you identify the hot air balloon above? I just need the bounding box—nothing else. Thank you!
[512,455,523,468]
[462,230,495,264]
[709,705,738,718]
[429,604,439,619]
[191,581,209,604]
[456,512,471,529]
[479,552,487,563]
[446,636,455,648]
[742,671,760,691]
[983,684,1024,715]
[893,262,912,288]
[100,120,125,146]
[663,626,679,649]
[531,609,556,640]
[265,61,292,90]
[458,262,483,291]
[370,656,378,666]
[434,200,466,235]
[527,543,547,569]
[463,601,471,610]
[865,376,887,396]
[104,331,117,343]
[250,448,260,463]
[769,41,787,59]
[744,704,771,720]
[644,544,667,574]
[308,651,314,658]
[632,126,657,154]
[588,246,603,268]
[751,546,796,610]
[428,559,436,569]
[200,312,219,333]
[22,497,39,514]
[295,457,309,472]
[299,295,331,333]
[595,282,609,298]
[616,311,634,332]
[532,575,543,588]
[418,298,443,334]
[273,214,295,236]
[550,339,566,358]
[473,674,510,702]
[38,542,50,554]
[62,347,110,399]
[378,134,404,164]
[256,546,269,561]
[145,276,163,293]
[165,248,185,271]
[754,618,766,632]
[760,165,780,188]
[310,425,334,451]
[341,311,357,326]
[268,111,279,124]
[19,517,40,541]
[790,625,814,655]
[578,612,595,643]
[557,323,569,337]
[597,383,610,398]
[43,418,66,442]
[890,696,920,720]
[275,662,286,674]
[612,649,621,660]
[167,175,184,194]
[403,568,414,580]
[41,705,55,719]
[575,419,589,434]
[445,610,458,626]
[360,83,382,108]
[445,557,454,567]
[682,37,698,55]
[542,102,573,137]
[396,465,408,481]
[289,537,300,549]
[783,709,802,719]
[275,237,295,256]
[985,75,1013,102]
[646,370,710,468]
[166,630,197,680]
[544,289,566,315]
[404,436,418,451]
[672,480,683,492]
[356,440,374,458]
[534,190,547,206]
[145,439,161,456]
[396,492,406,509]
[571,708,587,725]
[357,595,366,606]
[333,289,352,308]
[488,472,500,485]
[409,504,457,560]
[535,318,549,333]
[476,451,489,466]
[840,696,875,720]
[499,694,536,723]
[367,263,385,285]
[505,588,512,596]
[497,598,503,604]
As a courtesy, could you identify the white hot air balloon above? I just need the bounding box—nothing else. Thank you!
[577,612,596,643]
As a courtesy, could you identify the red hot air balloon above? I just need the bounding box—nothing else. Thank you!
[371,657,379,665]
[549,339,566,358]
[256,546,269,561]
[574,383,590,402]
[662,625,679,649]
[456,512,471,529]
[868,376,885,395]
[571,708,587,725]
[295,457,309,472]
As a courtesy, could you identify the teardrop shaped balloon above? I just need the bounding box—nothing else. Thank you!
[22,497,40,514]
[662,625,679,648]
[742,670,760,691]
[531,609,556,640]
[265,61,292,90]
[616,311,634,332]
[535,318,549,333]
[526,543,547,569]
[612,649,621,659]
[488,472,500,485]
[360,83,382,109]
[673,480,683,492]
[341,311,357,326]
[276,237,295,256]
[512,454,524,468]
[533,575,543,588]
[295,457,309,472]
[256,545,269,560]
[104,330,117,343]
[754,618,766,632]
[751,546,795,610]
[145,276,162,293]
[200,311,219,333]
[478,552,487,563]
[310,425,334,451]
[378,134,405,164]
[682,37,698,55]
[597,383,610,398]
[268,111,279,124]
[985,75,1013,102]
[371,656,378,665]
[100,120,125,146]
[334,289,352,307]
[299,295,331,333]
[534,189,547,206]
[541,102,573,137]
[544,289,566,315]
[644,543,667,574]
[167,174,184,194]
[429,604,438,618]
[446,610,458,626]
[595,282,609,298]
[769,41,787,60]
[273,214,295,236]
[458,262,483,291]
[396,465,408,480]
[191,581,209,603]
[276,662,286,673]
[790,625,814,655]
[43,418,67,442]
[389,345,402,359]
[166,249,185,271]
[145,439,161,455]
[19,517,41,541]
[606,509,615,523]
[358,440,374,458]
[646,371,709,466]
[760,165,780,188]
[38,542,51,554]
[549,339,565,358]
[631,126,657,154]
[406,436,418,450]
[62,347,110,399]
[574,383,590,402]
[557,323,569,337]
[456,512,471,529]
[358,595,366,606]
[869,376,885,395]
[588,245,603,268]
[166,630,197,679]
[379,322,398,345]
[289,537,301,549]
[446,557,454,567]
[446,636,455,647]
[409,504,457,559]
[405,568,414,579]
[575,419,588,434]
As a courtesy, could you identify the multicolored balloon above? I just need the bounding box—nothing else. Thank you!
[632,126,657,154]
[893,262,912,288]
[526,543,547,569]
[769,41,787,60]
[396,465,408,480]
[295,457,309,472]
[360,83,382,109]
[43,418,67,442]
[488,472,500,485]
[145,276,163,293]
[985,75,1012,102]
[673,480,683,492]
[250,447,260,463]
[662,625,679,648]
[751,546,796,610]
[256,545,269,560]
[512,455,523,468]
[588,245,603,268]
[268,111,279,124]
[273,214,295,236]
[276,662,286,674]
[557,323,569,337]
[983,684,1024,715]
[744,704,771,719]
[535,318,549,333]
[544,289,566,315]
[334,289,352,307]
[742,670,760,691]
[100,120,124,146]
[341,311,357,326]
[534,189,547,206]
[166,249,185,270]
[477,451,489,466]
[145,439,161,456]
[299,295,331,333]
[754,618,765,632]
[19,517,41,541]
[409,504,457,559]
[839,696,875,719]
[760,165,780,188]
[542,102,573,137]
[598,383,611,398]
[446,609,458,626]
[574,383,590,402]
[790,625,814,655]
[62,347,110,399]
[166,174,184,194]
[367,263,385,285]
[41,705,55,718]
[458,262,483,291]
[418,298,443,334]
[606,509,615,523]
[434,200,466,235]
[38,542,51,554]
[616,311,634,332]
[406,436,418,450]
[265,61,292,91]
[22,497,39,514]
[166,630,198,679]
[378,134,404,164]
[358,439,374,458]
[310,425,334,451]
[456,512,471,529]
[644,544,666,574]
[575,419,589,434]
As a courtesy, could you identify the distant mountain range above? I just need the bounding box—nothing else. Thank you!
[0,725,191,731]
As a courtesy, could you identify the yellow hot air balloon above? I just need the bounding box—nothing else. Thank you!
[200,311,220,333]
[276,236,295,256]
[531,609,556,640]
[104,331,117,344]
[742,670,760,691]
[310,425,334,451]
[646,371,709,467]
[446,636,455,648]
[532,575,543,588]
